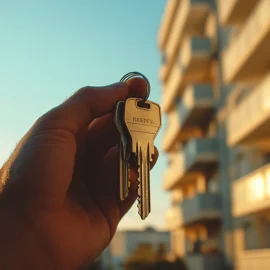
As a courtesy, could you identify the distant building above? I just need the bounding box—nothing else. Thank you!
[101,227,170,269]
[158,0,270,270]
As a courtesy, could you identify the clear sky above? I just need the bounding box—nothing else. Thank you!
[0,0,169,231]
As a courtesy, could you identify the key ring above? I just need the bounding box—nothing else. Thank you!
[120,72,150,102]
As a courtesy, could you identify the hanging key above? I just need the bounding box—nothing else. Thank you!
[124,98,161,219]
[114,101,130,200]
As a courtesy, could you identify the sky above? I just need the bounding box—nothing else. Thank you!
[0,0,169,230]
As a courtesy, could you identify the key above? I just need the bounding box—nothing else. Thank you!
[124,98,161,219]
[114,101,130,200]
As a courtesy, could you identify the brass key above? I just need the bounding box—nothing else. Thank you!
[124,98,161,219]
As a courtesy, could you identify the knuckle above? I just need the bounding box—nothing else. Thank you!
[75,86,96,97]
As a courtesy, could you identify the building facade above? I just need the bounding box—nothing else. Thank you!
[101,227,170,269]
[158,0,270,270]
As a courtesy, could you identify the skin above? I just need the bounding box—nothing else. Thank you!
[0,78,158,270]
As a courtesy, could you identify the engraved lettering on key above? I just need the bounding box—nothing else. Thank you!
[124,98,161,220]
[133,117,154,125]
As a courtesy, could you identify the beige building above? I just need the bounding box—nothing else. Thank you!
[158,0,270,270]
[101,227,170,269]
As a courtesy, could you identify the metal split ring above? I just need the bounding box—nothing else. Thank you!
[120,72,150,102]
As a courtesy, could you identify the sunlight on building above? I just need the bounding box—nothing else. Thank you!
[158,0,270,270]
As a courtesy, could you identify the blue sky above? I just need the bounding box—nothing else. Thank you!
[0,0,169,230]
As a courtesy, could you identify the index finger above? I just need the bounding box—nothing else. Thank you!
[38,77,148,136]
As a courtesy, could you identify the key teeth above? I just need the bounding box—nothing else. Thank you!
[136,164,141,216]
[136,142,142,216]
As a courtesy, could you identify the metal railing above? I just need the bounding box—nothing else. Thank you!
[232,162,270,217]
[227,73,270,146]
[239,249,270,270]
[223,0,270,82]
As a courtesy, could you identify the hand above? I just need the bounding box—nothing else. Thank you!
[0,78,158,270]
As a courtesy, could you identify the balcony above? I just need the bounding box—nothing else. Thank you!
[205,12,217,40]
[166,194,220,229]
[222,0,270,83]
[239,249,270,270]
[182,193,221,225]
[177,84,215,134]
[163,138,217,190]
[232,163,270,217]
[158,0,179,50]
[183,138,217,178]
[162,84,214,152]
[163,0,214,82]
[227,73,270,149]
[159,63,168,82]
[166,205,183,231]
[163,152,184,190]
[162,108,182,152]
[218,0,258,26]
[185,254,224,270]
[162,37,213,113]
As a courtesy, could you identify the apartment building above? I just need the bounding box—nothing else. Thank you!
[158,1,270,270]
[101,227,170,269]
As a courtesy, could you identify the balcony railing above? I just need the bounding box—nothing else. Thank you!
[178,84,215,132]
[163,152,185,190]
[163,0,214,82]
[162,37,213,113]
[232,163,270,217]
[163,138,217,190]
[159,63,168,82]
[182,193,221,225]
[166,0,214,58]
[205,11,217,40]
[162,107,181,152]
[239,249,270,270]
[161,63,183,113]
[227,73,270,149]
[222,0,270,83]
[184,138,217,172]
[185,254,224,270]
[166,193,220,229]
[158,0,179,50]
[218,0,258,26]
[162,84,214,152]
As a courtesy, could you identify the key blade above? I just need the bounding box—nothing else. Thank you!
[137,142,151,220]
[119,141,128,200]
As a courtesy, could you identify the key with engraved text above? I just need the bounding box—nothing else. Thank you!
[124,98,161,219]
